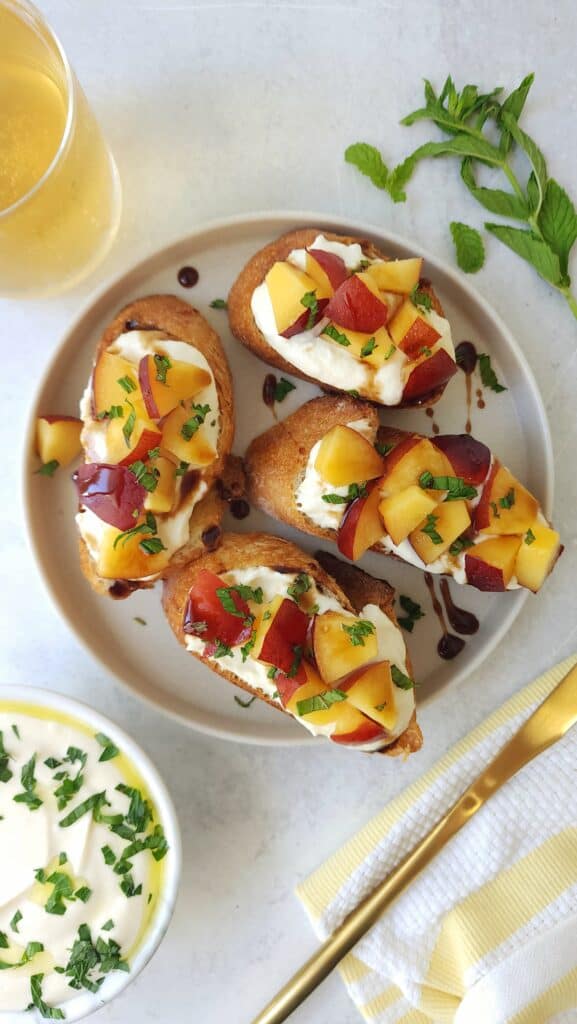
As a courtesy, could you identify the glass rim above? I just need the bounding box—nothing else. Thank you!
[0,0,75,221]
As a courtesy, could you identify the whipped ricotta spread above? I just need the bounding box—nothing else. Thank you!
[250,234,455,405]
[0,703,167,1014]
[77,330,219,582]
[184,566,414,750]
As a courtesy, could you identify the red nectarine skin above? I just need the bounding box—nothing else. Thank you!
[281,298,329,338]
[184,569,253,646]
[337,480,382,561]
[275,672,304,707]
[138,356,161,419]
[398,318,441,360]
[74,463,146,530]
[464,552,506,592]
[258,599,309,680]
[307,249,349,290]
[402,348,458,403]
[473,462,500,531]
[324,276,389,333]
[118,427,162,467]
[432,435,491,485]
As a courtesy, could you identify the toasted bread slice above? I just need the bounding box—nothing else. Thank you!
[245,394,408,552]
[162,532,421,756]
[228,227,450,407]
[77,294,238,597]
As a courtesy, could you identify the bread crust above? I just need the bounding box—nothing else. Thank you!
[228,227,446,407]
[162,532,421,756]
[245,394,414,558]
[78,295,238,597]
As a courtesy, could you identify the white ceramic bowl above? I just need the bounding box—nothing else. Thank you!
[0,686,181,1023]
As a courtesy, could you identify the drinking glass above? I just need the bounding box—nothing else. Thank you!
[0,0,121,297]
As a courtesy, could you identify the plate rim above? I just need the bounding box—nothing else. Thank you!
[22,209,554,745]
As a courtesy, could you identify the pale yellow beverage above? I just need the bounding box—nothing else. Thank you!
[0,0,121,296]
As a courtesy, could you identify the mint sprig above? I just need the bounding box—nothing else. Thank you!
[450,222,485,273]
[344,74,577,322]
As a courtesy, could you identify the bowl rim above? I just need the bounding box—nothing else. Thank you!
[0,685,182,1023]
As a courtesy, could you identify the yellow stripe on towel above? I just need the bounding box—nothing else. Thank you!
[510,962,577,1024]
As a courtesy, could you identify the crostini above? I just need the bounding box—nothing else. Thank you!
[162,533,422,755]
[74,294,240,597]
[228,228,458,407]
[245,396,561,594]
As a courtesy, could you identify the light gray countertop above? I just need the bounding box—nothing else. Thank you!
[2,1,576,1020]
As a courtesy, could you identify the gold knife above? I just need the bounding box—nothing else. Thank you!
[251,660,577,1024]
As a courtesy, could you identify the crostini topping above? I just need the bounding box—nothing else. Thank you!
[250,234,457,405]
[0,705,168,1014]
[183,565,415,750]
[296,422,561,594]
[76,331,219,582]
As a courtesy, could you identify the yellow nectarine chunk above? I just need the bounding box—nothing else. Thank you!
[381,439,453,497]
[140,354,212,419]
[379,485,438,545]
[144,455,178,514]
[265,261,321,334]
[514,521,561,592]
[96,523,169,579]
[315,425,383,485]
[345,661,397,730]
[313,611,378,684]
[409,499,471,564]
[161,402,216,467]
[327,324,396,368]
[479,465,539,536]
[388,300,419,345]
[36,417,82,467]
[92,351,141,415]
[366,258,423,294]
[304,253,334,299]
[105,414,162,466]
[286,671,368,735]
[466,536,522,589]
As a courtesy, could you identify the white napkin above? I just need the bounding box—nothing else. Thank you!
[297,655,577,1024]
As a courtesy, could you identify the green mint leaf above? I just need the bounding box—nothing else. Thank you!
[0,731,13,784]
[342,619,375,647]
[296,689,347,717]
[397,616,415,633]
[450,221,485,273]
[102,919,115,931]
[181,403,210,440]
[129,461,159,493]
[409,285,432,311]
[478,353,507,393]
[35,460,60,477]
[102,845,116,866]
[500,111,547,215]
[10,910,22,933]
[499,487,516,509]
[498,73,535,155]
[375,441,393,457]
[212,640,232,659]
[13,755,42,811]
[391,665,415,690]
[210,298,228,309]
[449,535,474,556]
[485,224,562,286]
[389,134,503,203]
[421,513,443,544]
[538,178,577,278]
[29,974,65,1019]
[360,337,377,358]
[300,290,319,330]
[153,354,171,384]
[122,402,136,448]
[95,733,120,762]
[139,537,166,555]
[460,158,529,220]
[344,142,390,190]
[274,377,296,402]
[399,594,425,621]
[287,644,304,679]
[322,324,350,347]
[418,471,477,500]
[527,172,540,214]
[117,375,137,394]
[525,528,536,545]
[234,694,257,708]
[287,573,311,604]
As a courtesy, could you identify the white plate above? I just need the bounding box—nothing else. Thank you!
[23,211,554,746]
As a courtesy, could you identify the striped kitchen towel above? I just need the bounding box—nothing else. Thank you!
[297,654,577,1024]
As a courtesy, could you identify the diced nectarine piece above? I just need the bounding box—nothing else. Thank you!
[389,300,441,359]
[379,485,438,545]
[105,415,162,467]
[315,425,383,485]
[265,261,321,334]
[36,416,82,467]
[312,611,378,684]
[514,521,561,592]
[409,499,471,564]
[92,351,141,415]
[306,248,349,290]
[340,661,397,731]
[337,480,384,560]
[138,354,211,420]
[323,274,389,332]
[475,463,539,536]
[161,402,216,466]
[144,455,178,514]
[96,521,169,579]
[465,536,521,591]
[305,253,337,298]
[402,348,458,403]
[252,595,309,681]
[366,258,423,294]
[432,434,491,485]
[381,438,452,496]
[324,324,396,369]
[183,569,252,645]
[286,671,370,737]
